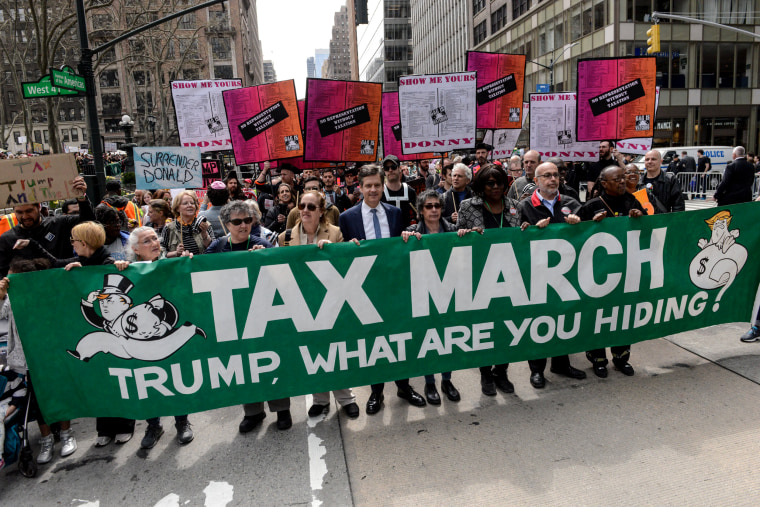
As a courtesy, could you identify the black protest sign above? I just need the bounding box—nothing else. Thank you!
[317,104,370,137]
[588,79,646,117]
[238,101,289,141]
[476,74,517,106]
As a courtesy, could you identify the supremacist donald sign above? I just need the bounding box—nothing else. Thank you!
[11,203,760,422]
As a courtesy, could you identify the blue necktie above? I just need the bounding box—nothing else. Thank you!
[371,208,383,239]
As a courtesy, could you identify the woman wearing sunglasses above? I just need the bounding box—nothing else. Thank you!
[204,201,273,253]
[456,164,516,397]
[401,189,473,405]
[278,190,360,419]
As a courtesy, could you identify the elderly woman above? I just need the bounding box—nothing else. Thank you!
[126,226,194,449]
[203,202,286,432]
[442,163,473,224]
[402,189,472,405]
[278,190,360,418]
[457,164,515,397]
[264,182,296,234]
[147,199,172,234]
[623,163,666,214]
[65,222,133,447]
[245,199,279,245]
[161,190,214,258]
[205,201,272,253]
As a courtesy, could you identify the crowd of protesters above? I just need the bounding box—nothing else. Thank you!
[0,141,757,471]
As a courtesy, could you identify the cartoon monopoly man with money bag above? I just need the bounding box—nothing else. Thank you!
[67,273,205,362]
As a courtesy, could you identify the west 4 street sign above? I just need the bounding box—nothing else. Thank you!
[50,66,87,93]
[22,75,79,99]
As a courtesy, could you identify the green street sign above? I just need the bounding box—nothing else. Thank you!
[22,75,78,99]
[50,66,86,93]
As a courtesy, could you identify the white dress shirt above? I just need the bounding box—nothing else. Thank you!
[361,201,390,239]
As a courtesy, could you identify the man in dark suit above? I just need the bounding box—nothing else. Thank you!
[715,146,755,206]
[338,164,426,415]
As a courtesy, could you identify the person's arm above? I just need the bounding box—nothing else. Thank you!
[14,238,72,267]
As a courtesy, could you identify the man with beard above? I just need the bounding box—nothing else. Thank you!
[381,155,417,228]
[587,140,625,195]
[579,165,645,378]
[518,162,586,389]
[0,176,93,276]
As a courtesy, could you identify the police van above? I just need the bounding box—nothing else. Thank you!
[632,146,733,173]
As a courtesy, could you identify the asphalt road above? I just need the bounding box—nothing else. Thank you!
[1,321,759,506]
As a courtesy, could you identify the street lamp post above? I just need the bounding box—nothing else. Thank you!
[119,114,135,173]
[146,114,157,145]
[531,42,580,92]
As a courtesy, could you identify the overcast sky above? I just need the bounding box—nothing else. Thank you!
[257,0,348,98]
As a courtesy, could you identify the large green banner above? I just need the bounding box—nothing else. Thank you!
[11,203,760,422]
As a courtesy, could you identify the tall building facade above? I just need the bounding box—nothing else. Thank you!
[411,0,470,74]
[307,57,317,78]
[469,0,760,150]
[263,60,277,83]
[314,49,330,78]
[87,0,264,148]
[326,6,353,80]
[358,0,413,91]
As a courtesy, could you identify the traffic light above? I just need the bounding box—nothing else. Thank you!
[647,24,661,54]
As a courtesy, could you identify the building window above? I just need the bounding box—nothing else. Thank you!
[512,0,531,20]
[178,13,195,29]
[385,23,412,40]
[91,14,113,29]
[473,0,486,15]
[59,109,66,121]
[99,69,119,87]
[211,37,231,60]
[101,93,122,115]
[491,5,507,34]
[214,65,233,79]
[208,10,229,30]
[62,129,70,142]
[8,91,16,105]
[593,0,605,31]
[183,68,200,80]
[385,0,411,18]
[104,120,121,134]
[80,107,85,120]
[71,128,79,142]
[571,6,582,40]
[136,91,153,113]
[179,39,200,59]
[473,20,487,45]
[34,131,42,144]
[133,71,151,86]
[13,132,20,144]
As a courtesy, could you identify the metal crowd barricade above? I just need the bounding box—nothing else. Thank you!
[753,173,760,200]
[673,172,723,200]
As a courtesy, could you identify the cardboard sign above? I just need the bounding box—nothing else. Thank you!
[304,79,382,162]
[381,92,436,161]
[171,79,242,153]
[467,52,526,129]
[223,80,303,165]
[576,57,657,142]
[133,147,203,189]
[202,160,221,187]
[0,153,80,206]
[398,72,477,155]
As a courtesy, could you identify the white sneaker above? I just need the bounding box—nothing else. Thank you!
[95,435,112,447]
[114,432,133,444]
[60,430,78,457]
[37,435,54,464]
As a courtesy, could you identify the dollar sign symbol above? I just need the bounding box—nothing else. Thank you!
[125,313,138,334]
[697,257,708,276]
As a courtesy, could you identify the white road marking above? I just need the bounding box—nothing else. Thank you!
[306,395,328,507]
[203,481,234,507]
[153,494,180,507]
[72,501,100,507]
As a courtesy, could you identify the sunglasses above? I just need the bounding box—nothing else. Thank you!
[485,180,504,187]
[423,203,442,209]
[228,217,253,226]
[298,202,319,211]
[383,165,398,170]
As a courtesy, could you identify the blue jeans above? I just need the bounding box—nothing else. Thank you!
[425,372,452,383]
[146,415,187,427]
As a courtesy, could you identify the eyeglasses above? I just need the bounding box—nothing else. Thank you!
[228,217,254,226]
[423,203,442,209]
[604,176,625,182]
[485,180,505,187]
[70,237,83,244]
[537,172,559,179]
[383,165,397,171]
[298,202,319,211]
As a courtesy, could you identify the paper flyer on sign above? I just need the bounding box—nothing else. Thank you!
[223,80,303,165]
[530,93,598,162]
[467,52,526,129]
[381,92,436,161]
[616,86,661,155]
[171,79,242,153]
[483,102,529,159]
[304,79,382,162]
[398,72,477,155]
[576,57,657,142]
